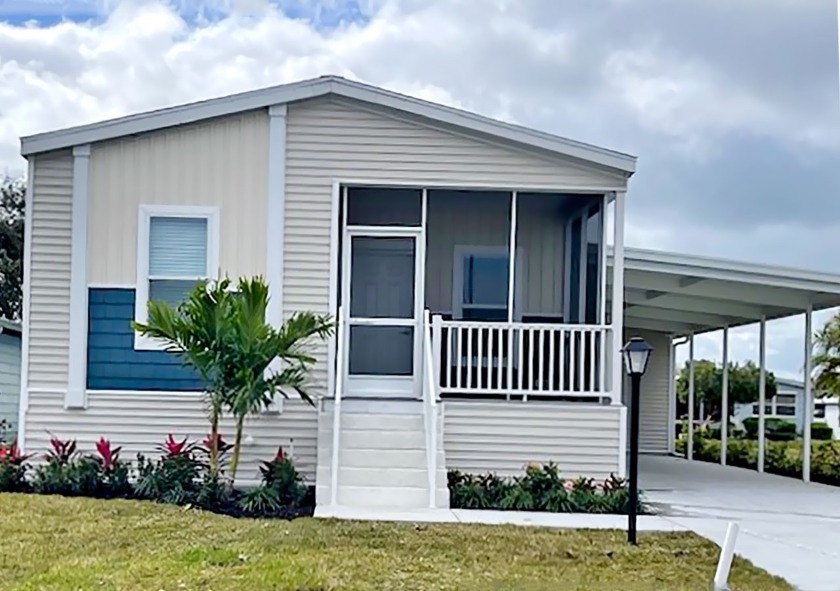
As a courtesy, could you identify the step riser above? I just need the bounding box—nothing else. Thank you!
[320,413,425,431]
[318,467,431,488]
[318,430,427,450]
[316,485,450,509]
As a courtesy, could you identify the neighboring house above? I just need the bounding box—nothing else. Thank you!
[0,319,22,442]
[734,377,839,438]
[17,76,840,512]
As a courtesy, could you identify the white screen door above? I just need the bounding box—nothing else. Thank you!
[342,230,422,397]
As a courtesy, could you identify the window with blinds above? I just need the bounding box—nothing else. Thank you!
[148,216,208,307]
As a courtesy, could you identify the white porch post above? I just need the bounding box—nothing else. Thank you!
[803,305,813,483]
[610,191,625,406]
[688,332,695,461]
[721,326,729,466]
[506,191,518,401]
[507,191,518,324]
[758,315,767,473]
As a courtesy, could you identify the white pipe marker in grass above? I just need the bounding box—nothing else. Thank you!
[713,522,740,591]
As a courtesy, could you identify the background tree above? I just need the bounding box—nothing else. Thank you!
[813,312,840,398]
[676,360,777,421]
[0,178,25,321]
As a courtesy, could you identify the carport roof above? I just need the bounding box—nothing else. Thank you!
[616,248,840,336]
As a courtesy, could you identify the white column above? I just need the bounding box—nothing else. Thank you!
[687,332,695,460]
[803,306,813,482]
[758,315,767,473]
[667,337,676,454]
[66,144,91,410]
[265,104,287,329]
[610,192,625,405]
[507,191,518,323]
[721,326,729,466]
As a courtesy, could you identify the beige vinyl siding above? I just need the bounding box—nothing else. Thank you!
[443,401,621,479]
[25,392,318,482]
[285,97,621,387]
[88,110,269,285]
[425,192,566,316]
[623,329,672,454]
[28,150,73,390]
[0,333,21,439]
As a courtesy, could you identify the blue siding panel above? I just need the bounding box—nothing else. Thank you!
[87,288,203,391]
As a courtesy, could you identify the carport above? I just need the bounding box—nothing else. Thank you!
[618,248,840,481]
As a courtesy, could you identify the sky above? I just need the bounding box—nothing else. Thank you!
[0,0,838,380]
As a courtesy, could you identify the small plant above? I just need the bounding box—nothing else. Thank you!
[259,447,307,507]
[134,434,203,505]
[31,436,91,496]
[93,437,131,498]
[238,485,282,515]
[0,442,30,492]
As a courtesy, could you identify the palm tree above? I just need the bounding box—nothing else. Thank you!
[224,277,333,478]
[134,276,333,481]
[133,278,236,476]
[814,313,840,397]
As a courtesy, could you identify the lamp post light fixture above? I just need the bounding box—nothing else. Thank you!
[622,336,654,545]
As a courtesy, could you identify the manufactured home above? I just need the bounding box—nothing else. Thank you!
[18,76,840,509]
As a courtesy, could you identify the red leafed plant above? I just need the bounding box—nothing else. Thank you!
[157,434,197,459]
[0,442,29,466]
[95,437,122,473]
[46,435,77,464]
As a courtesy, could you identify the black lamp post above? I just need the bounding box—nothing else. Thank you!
[622,336,653,545]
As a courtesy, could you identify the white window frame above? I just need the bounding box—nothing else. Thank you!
[134,204,220,351]
[452,245,523,321]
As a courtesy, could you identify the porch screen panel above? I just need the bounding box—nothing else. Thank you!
[346,187,422,226]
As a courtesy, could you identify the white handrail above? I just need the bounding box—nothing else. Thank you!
[422,309,438,509]
[330,305,345,506]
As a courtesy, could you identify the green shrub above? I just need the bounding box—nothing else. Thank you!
[742,417,796,441]
[0,442,30,492]
[811,423,834,441]
[134,435,204,505]
[678,432,840,486]
[448,463,646,514]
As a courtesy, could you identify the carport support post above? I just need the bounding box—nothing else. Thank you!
[758,315,767,474]
[803,305,813,483]
[687,333,695,461]
[721,326,729,466]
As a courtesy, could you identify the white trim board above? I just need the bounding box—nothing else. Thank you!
[17,157,35,449]
[66,144,91,410]
[21,76,636,174]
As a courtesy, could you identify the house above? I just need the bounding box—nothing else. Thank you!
[0,319,22,442]
[734,377,839,438]
[17,75,840,510]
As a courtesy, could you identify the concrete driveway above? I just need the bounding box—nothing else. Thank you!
[641,455,840,591]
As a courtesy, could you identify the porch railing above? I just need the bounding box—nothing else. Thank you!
[432,317,610,399]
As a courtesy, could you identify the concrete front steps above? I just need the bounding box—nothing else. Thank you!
[315,398,449,510]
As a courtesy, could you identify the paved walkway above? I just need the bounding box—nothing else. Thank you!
[641,455,840,591]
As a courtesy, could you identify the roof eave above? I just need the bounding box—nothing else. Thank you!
[20,76,637,174]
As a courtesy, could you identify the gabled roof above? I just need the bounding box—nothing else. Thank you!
[20,75,637,174]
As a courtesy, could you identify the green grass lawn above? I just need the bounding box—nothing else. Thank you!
[0,494,790,591]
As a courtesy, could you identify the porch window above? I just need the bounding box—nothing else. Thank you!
[134,205,219,350]
[453,247,512,321]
